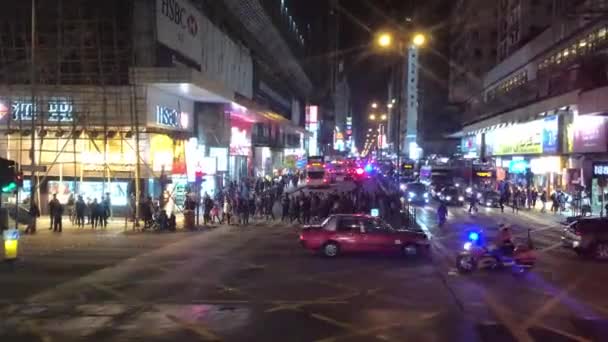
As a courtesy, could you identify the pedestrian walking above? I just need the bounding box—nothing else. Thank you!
[24,200,40,234]
[49,194,63,232]
[210,203,220,224]
[75,195,86,227]
[540,190,547,213]
[281,194,290,222]
[531,188,538,209]
[223,198,232,224]
[90,198,99,228]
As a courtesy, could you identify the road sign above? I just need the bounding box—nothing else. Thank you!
[20,165,47,172]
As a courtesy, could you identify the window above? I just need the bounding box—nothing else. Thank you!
[322,217,337,231]
[337,218,361,232]
[362,219,393,234]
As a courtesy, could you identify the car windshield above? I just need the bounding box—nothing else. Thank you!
[407,183,426,192]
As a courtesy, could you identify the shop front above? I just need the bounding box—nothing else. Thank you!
[591,162,608,215]
[486,116,562,191]
[229,115,253,182]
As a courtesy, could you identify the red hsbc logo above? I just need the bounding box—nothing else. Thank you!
[0,102,8,119]
[187,15,198,36]
[160,0,198,37]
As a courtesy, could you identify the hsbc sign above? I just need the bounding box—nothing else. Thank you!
[156,0,203,66]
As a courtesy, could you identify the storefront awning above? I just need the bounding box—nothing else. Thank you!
[130,67,234,103]
[231,96,311,136]
[463,90,580,134]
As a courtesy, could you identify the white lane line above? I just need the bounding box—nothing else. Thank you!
[538,242,564,254]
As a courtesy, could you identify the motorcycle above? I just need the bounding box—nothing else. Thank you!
[456,229,536,274]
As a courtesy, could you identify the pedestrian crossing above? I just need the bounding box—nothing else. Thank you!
[416,204,574,258]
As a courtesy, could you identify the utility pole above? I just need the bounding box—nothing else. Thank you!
[28,0,37,220]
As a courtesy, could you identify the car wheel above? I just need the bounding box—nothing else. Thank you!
[402,244,419,257]
[456,254,476,273]
[593,243,608,260]
[322,242,340,258]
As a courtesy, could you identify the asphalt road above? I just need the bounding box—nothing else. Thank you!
[1,178,607,341]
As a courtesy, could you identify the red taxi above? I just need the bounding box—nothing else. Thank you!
[300,214,429,257]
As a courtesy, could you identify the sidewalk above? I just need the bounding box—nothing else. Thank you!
[503,204,578,227]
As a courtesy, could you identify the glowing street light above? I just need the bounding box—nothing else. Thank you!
[412,33,426,47]
[387,103,393,109]
[381,114,387,121]
[371,102,378,109]
[377,33,393,48]
[369,114,376,121]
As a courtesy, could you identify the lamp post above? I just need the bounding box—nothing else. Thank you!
[374,30,426,165]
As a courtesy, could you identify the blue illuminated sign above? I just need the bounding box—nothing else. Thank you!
[542,116,558,153]
[508,160,528,174]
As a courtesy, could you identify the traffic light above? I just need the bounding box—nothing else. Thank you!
[0,158,17,193]
[195,171,206,184]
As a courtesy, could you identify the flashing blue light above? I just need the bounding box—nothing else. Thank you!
[364,164,373,173]
[468,232,479,242]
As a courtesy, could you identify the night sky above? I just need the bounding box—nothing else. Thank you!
[337,0,453,149]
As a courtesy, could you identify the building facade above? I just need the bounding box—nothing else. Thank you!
[448,0,499,107]
[0,0,319,214]
[459,0,608,214]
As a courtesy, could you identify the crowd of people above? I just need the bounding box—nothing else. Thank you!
[179,175,402,228]
[493,181,575,214]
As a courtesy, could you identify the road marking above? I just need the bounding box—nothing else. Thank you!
[483,291,534,342]
[522,275,584,330]
[90,282,223,341]
[533,322,592,342]
[309,312,354,330]
[265,292,358,313]
[538,242,564,254]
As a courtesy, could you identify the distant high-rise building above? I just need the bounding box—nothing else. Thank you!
[448,0,499,105]
[497,0,555,61]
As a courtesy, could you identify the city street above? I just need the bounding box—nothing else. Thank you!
[1,179,607,341]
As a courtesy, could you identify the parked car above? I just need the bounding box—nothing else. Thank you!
[299,214,429,257]
[561,217,608,260]
[437,186,464,206]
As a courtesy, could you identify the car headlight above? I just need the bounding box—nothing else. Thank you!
[400,184,406,191]
[477,193,482,199]
[463,242,472,251]
[458,196,464,202]
[486,202,492,206]
[408,192,415,198]
[423,192,429,198]
[446,196,452,201]
[465,187,472,194]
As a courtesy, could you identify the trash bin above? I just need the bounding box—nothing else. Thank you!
[183,209,195,230]
[3,228,20,260]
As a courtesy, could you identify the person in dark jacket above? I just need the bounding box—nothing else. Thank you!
[49,194,63,232]
[281,194,290,222]
[75,195,87,228]
[24,200,40,234]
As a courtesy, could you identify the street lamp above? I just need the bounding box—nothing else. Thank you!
[377,33,393,48]
[371,102,378,109]
[381,114,387,121]
[375,32,426,49]
[412,33,426,47]
[387,103,393,109]
[369,114,376,121]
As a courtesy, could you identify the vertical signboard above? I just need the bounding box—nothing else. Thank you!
[156,0,203,66]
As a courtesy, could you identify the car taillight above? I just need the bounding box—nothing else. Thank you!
[323,178,328,183]
[306,177,310,183]
[299,233,304,240]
